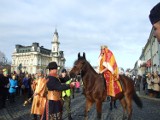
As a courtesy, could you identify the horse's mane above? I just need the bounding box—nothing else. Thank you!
[76,56,107,92]
[86,60,98,74]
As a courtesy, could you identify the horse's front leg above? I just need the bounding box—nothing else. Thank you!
[109,97,114,111]
[85,99,93,120]
[110,101,113,111]
[96,101,103,120]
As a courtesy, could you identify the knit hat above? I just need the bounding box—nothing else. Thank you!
[2,68,7,72]
[101,45,108,49]
[149,2,160,25]
[61,68,67,73]
[2,69,8,74]
[2,69,8,76]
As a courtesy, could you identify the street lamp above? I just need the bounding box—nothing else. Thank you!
[5,59,7,65]
[2,57,5,64]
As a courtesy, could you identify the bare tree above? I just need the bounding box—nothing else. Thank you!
[0,51,5,64]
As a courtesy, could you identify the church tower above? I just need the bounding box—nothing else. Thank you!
[52,29,60,53]
[51,29,60,64]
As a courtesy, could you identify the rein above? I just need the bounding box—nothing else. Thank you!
[79,62,99,94]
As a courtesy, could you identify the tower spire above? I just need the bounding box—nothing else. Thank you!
[54,28,58,36]
[52,28,60,53]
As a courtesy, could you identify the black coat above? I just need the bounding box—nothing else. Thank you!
[0,74,9,95]
[59,76,70,83]
[47,76,70,91]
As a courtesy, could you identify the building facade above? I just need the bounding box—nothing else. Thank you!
[11,29,65,74]
[135,28,160,75]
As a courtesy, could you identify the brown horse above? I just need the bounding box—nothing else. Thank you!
[70,53,143,120]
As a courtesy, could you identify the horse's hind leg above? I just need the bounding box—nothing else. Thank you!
[119,98,127,120]
[125,94,133,120]
[96,101,102,120]
[85,99,93,120]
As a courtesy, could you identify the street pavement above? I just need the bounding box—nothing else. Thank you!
[0,91,160,120]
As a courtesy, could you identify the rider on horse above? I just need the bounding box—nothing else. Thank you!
[98,45,122,98]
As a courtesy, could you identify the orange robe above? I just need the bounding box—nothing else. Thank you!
[31,78,47,115]
[98,48,122,97]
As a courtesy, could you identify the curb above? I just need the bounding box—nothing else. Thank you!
[139,94,160,101]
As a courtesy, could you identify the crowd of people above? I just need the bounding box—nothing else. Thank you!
[133,71,160,98]
[0,68,43,109]
[0,61,82,120]
[0,2,160,120]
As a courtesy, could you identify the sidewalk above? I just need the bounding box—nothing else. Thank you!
[139,90,160,101]
[138,82,160,101]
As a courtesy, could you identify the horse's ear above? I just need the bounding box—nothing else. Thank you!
[83,52,86,59]
[78,52,80,59]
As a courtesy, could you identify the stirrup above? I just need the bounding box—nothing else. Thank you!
[107,96,111,102]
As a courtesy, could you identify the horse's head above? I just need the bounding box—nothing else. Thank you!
[70,52,86,78]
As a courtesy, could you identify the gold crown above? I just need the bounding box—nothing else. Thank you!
[101,45,108,49]
[2,69,7,72]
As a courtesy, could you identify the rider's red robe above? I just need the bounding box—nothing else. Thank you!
[98,48,122,97]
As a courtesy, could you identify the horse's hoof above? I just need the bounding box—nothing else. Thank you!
[85,117,88,120]
[122,116,128,120]
[96,118,101,120]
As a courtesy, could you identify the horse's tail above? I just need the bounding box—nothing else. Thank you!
[133,91,143,108]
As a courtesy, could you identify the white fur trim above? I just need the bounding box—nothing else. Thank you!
[103,62,114,74]
[97,56,102,72]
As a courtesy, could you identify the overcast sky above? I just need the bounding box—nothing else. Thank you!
[0,0,159,70]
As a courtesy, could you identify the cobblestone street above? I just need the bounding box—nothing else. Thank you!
[0,92,160,120]
[0,1,160,120]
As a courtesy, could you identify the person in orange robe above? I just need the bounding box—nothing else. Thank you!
[98,45,122,98]
[31,69,47,120]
